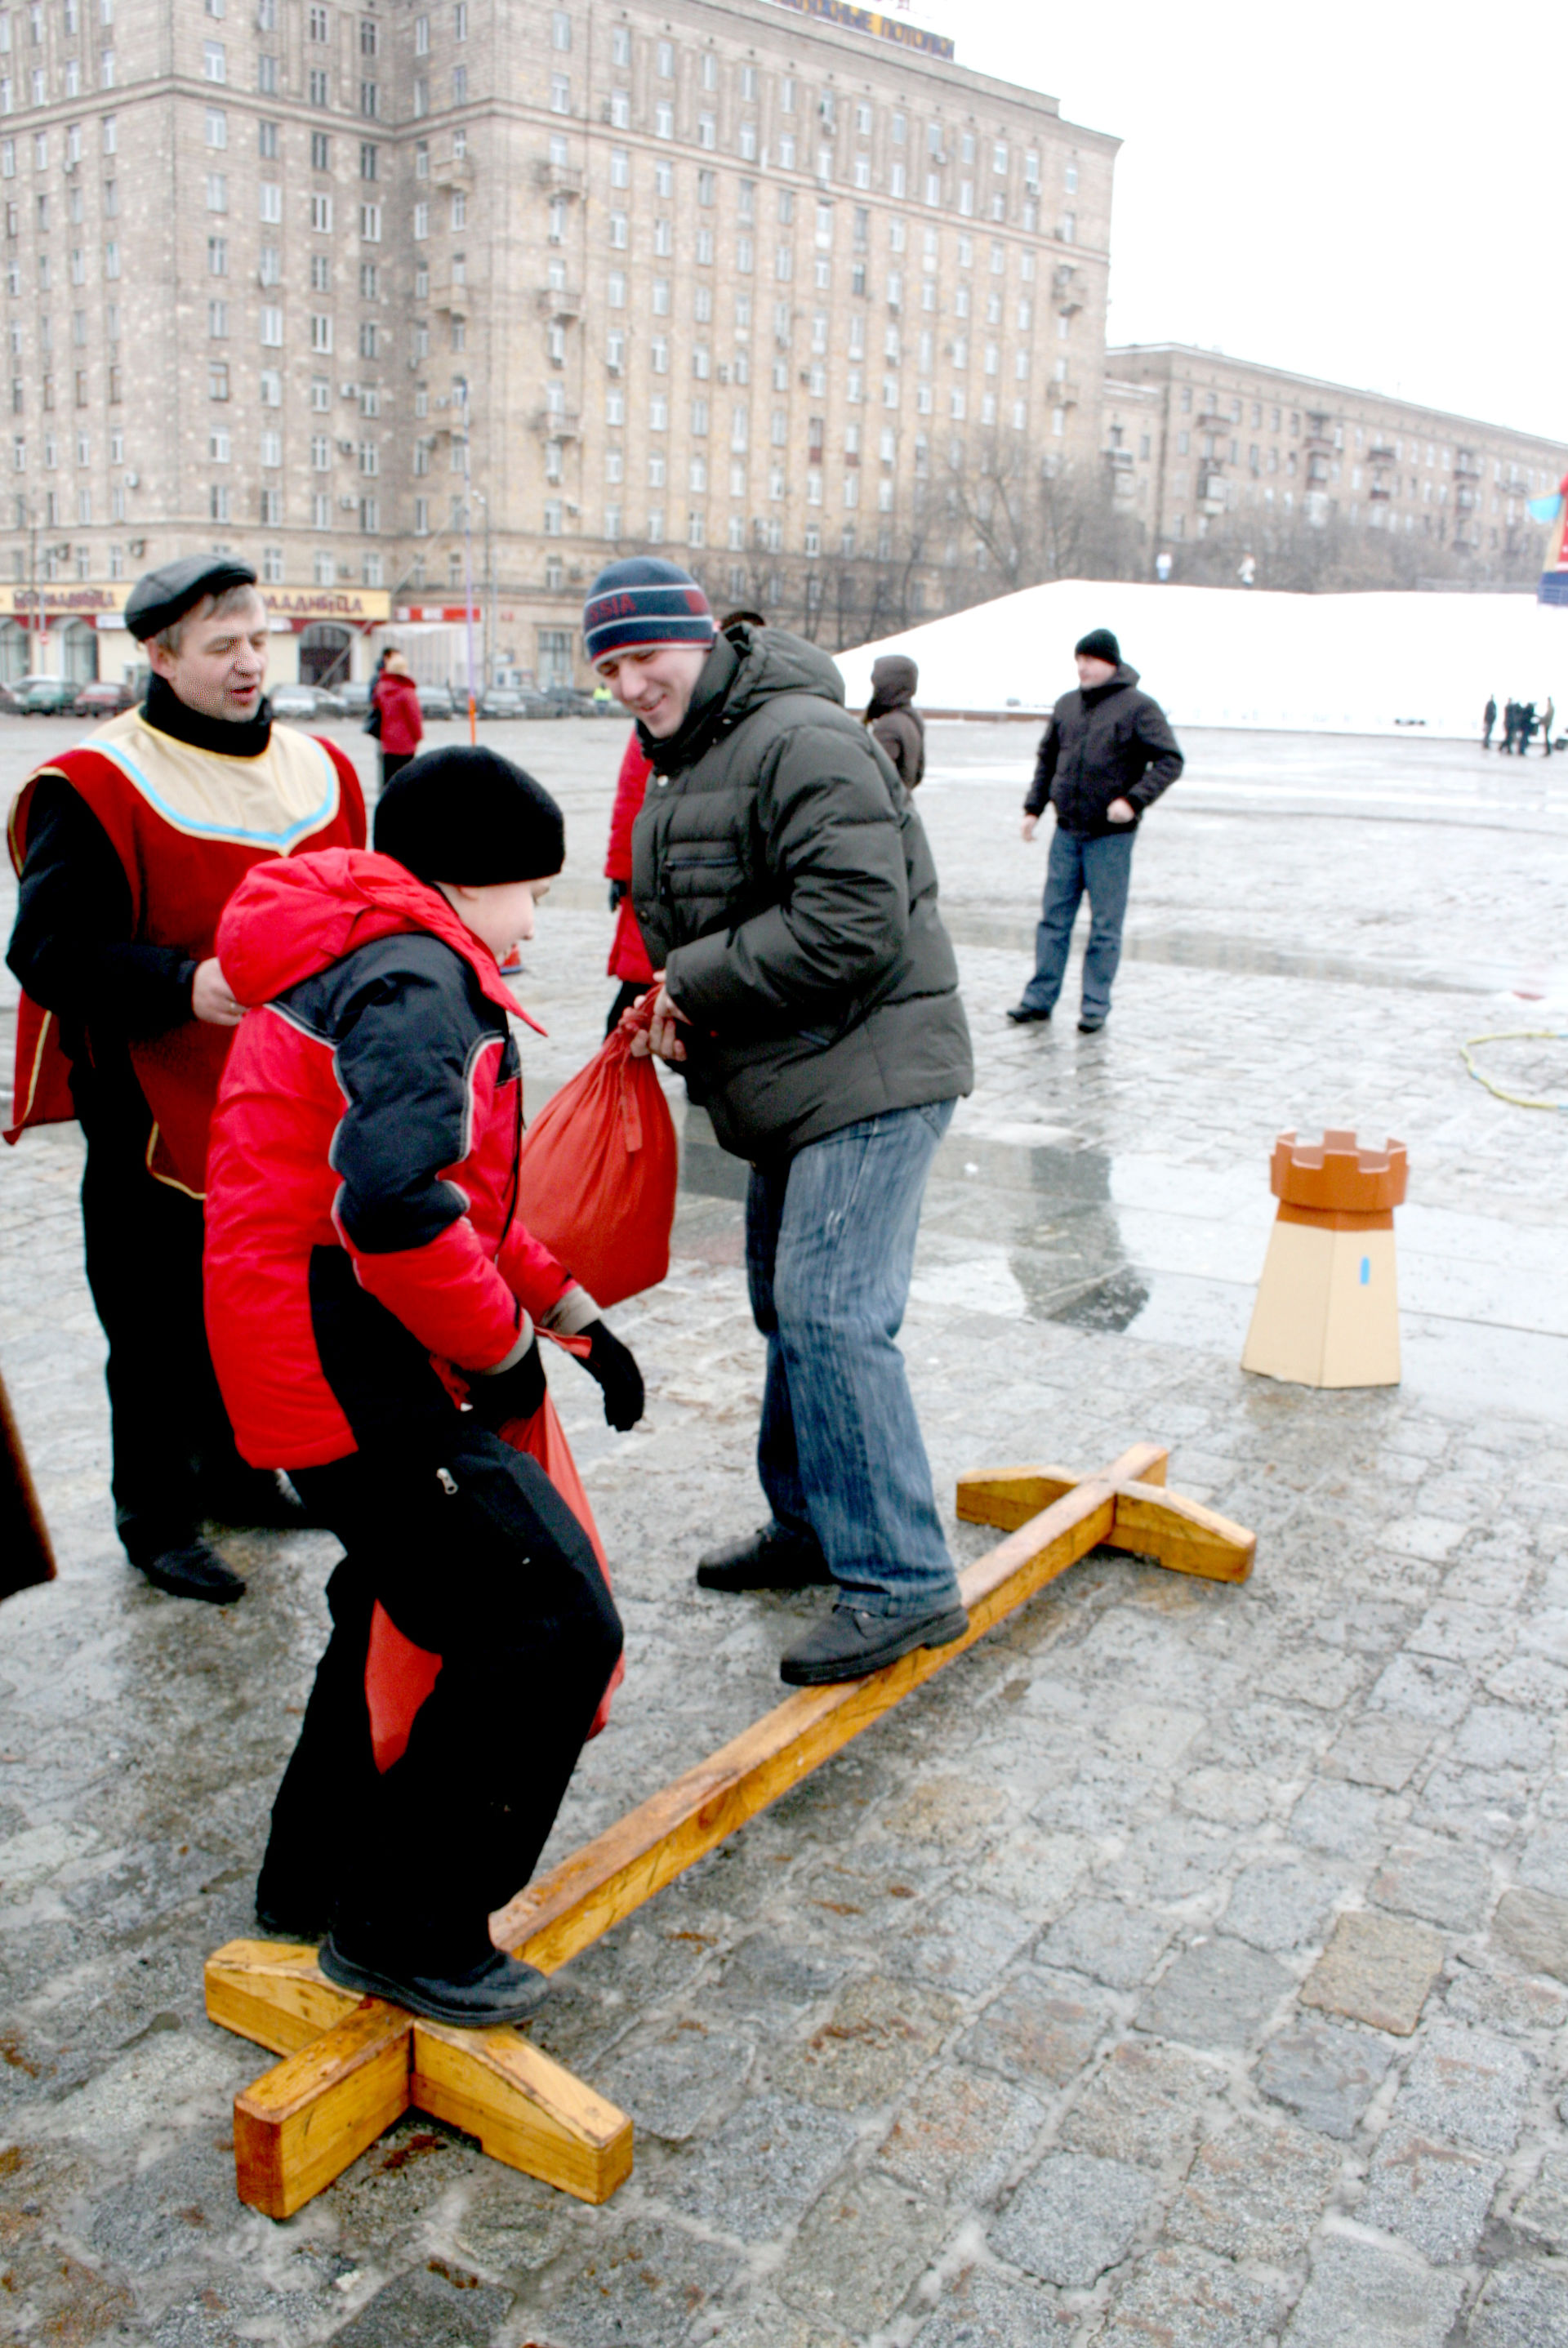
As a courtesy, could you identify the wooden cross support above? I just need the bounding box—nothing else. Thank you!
[207,1443,1254,2218]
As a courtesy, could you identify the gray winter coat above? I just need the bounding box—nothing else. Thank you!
[631,626,973,1161]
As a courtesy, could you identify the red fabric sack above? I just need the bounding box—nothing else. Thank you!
[513,994,676,1310]
[362,1388,624,1771]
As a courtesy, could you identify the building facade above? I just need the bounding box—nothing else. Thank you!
[0,0,1116,685]
[1104,344,1568,583]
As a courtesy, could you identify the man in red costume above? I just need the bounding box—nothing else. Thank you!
[6,555,366,1602]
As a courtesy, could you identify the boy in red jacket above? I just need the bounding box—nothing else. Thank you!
[204,747,641,2026]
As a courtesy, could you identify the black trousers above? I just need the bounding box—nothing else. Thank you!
[378,751,415,792]
[75,1077,245,1550]
[260,1424,623,1971]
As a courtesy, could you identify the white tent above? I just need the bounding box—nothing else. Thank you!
[834,579,1566,739]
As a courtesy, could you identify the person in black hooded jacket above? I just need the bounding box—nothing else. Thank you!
[1007,626,1182,1034]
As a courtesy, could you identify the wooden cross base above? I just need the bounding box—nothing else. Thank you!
[207,1442,1254,2217]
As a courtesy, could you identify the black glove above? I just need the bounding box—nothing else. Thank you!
[608,878,628,911]
[581,1320,644,1431]
[468,1339,546,1429]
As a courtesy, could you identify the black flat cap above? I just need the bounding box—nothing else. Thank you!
[124,554,260,642]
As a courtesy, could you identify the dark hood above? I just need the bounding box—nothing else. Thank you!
[1081,662,1141,704]
[644,625,847,775]
[868,653,918,711]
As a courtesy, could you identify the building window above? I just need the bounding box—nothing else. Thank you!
[203,39,225,81]
[310,314,332,353]
[210,482,231,520]
[550,72,568,114]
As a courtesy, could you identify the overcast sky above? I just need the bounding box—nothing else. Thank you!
[918,0,1566,446]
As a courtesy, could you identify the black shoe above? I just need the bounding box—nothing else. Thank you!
[779,1597,971,1686]
[202,1466,308,1531]
[1005,1005,1052,1025]
[318,1933,550,2027]
[1076,1016,1107,1034]
[126,1535,247,1605]
[696,1523,834,1593]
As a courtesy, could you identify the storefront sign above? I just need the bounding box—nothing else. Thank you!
[761,0,955,59]
[395,603,479,623]
[0,584,126,617]
[0,584,393,624]
[263,588,391,622]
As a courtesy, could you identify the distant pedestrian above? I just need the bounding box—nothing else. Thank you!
[1501,699,1519,753]
[863,653,925,791]
[1007,627,1183,1036]
[1542,696,1555,756]
[1482,694,1497,748]
[1520,702,1538,755]
[372,648,422,791]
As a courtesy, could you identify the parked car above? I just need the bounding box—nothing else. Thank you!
[517,688,567,720]
[73,679,136,719]
[335,679,372,716]
[478,687,525,719]
[416,681,456,720]
[14,675,82,715]
[0,679,24,715]
[541,683,597,717]
[268,684,325,722]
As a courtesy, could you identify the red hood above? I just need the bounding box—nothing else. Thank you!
[216,847,543,1030]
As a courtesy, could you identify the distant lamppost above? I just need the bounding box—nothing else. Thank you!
[453,376,478,741]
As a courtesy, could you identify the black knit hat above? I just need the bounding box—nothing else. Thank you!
[1075,627,1120,665]
[373,746,565,884]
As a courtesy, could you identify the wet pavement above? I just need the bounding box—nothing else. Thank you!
[2,713,1568,2346]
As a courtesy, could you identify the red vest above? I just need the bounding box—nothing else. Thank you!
[5,706,365,1196]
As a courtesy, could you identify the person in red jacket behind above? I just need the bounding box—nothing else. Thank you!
[603,725,655,1034]
[203,746,642,2027]
[370,646,423,790]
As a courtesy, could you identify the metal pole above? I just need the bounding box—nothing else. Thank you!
[459,376,477,742]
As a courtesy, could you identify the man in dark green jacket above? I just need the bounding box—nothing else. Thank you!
[584,558,973,1686]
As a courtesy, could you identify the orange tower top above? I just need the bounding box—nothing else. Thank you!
[1269,1129,1408,1214]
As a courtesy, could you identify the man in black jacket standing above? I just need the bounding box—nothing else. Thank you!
[1008,627,1183,1034]
[584,557,973,1688]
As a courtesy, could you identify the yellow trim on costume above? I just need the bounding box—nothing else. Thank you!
[82,708,341,853]
[143,1120,207,1201]
[9,1003,56,1129]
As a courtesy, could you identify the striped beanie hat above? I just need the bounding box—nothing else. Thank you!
[582,557,715,666]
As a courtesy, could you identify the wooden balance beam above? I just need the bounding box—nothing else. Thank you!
[206,1443,1254,2217]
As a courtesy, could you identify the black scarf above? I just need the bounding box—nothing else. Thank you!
[140,671,273,759]
[641,635,740,776]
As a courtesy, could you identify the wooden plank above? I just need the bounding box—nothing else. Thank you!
[205,1940,360,2058]
[413,2022,634,2205]
[495,1467,1134,1971]
[1107,1481,1256,1584]
[234,2003,412,2221]
[956,1467,1082,1531]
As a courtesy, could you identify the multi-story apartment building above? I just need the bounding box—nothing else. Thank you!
[1104,344,1567,580]
[0,0,1116,688]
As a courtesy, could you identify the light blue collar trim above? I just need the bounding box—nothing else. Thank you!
[90,731,339,850]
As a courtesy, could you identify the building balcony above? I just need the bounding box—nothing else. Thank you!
[1368,482,1392,501]
[1367,444,1396,465]
[529,407,581,438]
[536,286,583,319]
[433,154,474,189]
[1454,452,1481,479]
[1049,374,1078,407]
[429,274,469,314]
[1104,447,1134,470]
[532,158,584,197]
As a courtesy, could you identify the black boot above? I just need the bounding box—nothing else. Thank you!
[696,1522,834,1592]
[779,1596,970,1686]
[119,1516,246,1604]
[319,1929,550,2026]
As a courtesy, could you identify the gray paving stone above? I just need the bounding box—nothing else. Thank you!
[958,1966,1115,2090]
[1368,1653,1478,1726]
[1489,1887,1568,1984]
[878,2062,1045,2203]
[1031,1755,1159,1838]
[1061,2037,1221,2168]
[988,2151,1155,2288]
[770,1975,959,2113]
[1370,1836,1494,1931]
[881,1775,1009,1851]
[710,1933,853,2020]
[1093,2242,1284,2348]
[1487,1655,1568,1711]
[1176,1762,1276,1827]
[1101,1814,1237,1902]
[1446,1958,1568,2036]
[775,2171,937,2337]
[1036,1899,1173,1992]
[1466,2264,1568,2348]
[1520,1827,1568,1903]
[895,1889,1038,1996]
[1223,1855,1341,1952]
[1282,2236,1464,2348]
[1414,1762,1530,1847]
[1392,2020,1532,2154]
[665,2092,858,2243]
[911,2262,1074,2346]
[1258,1645,1367,1710]
[1300,1909,1445,2036]
[1170,2117,1341,2261]
[1254,2016,1396,2138]
[1322,1716,1434,1791]
[599,2022,753,2143]
[1358,2127,1503,2262]
[1453,1704,1553,1772]
[1136,1936,1294,2049]
[1512,2152,1568,2252]
[1289,1778,1388,1858]
[327,2267,513,2348]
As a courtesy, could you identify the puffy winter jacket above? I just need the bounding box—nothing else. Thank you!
[203,848,591,1470]
[1023,663,1183,839]
[630,625,972,1161]
[372,669,424,756]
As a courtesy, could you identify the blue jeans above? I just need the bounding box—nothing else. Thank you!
[1020,826,1135,1019]
[746,1099,962,1620]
